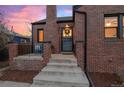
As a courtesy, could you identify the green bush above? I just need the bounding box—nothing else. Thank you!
[0,48,9,61]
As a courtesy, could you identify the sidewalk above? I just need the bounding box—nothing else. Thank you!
[0,81,30,87]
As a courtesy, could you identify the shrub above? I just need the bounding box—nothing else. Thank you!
[0,47,9,61]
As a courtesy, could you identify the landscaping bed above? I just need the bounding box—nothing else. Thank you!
[89,72,123,87]
[0,70,40,83]
[0,60,9,69]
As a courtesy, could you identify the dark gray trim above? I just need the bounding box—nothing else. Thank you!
[118,14,123,38]
[75,10,93,87]
[32,24,34,53]
[32,22,46,25]
[42,41,51,43]
[57,20,73,23]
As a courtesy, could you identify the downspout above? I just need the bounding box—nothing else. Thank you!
[75,10,94,87]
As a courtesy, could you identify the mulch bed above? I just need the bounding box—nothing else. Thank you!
[0,61,9,69]
[89,72,123,87]
[0,70,40,83]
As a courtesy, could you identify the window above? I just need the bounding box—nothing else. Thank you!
[104,16,118,38]
[38,29,44,42]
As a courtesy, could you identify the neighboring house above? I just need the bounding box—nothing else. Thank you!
[3,30,31,44]
[32,5,124,73]
[11,32,31,44]
[0,23,31,44]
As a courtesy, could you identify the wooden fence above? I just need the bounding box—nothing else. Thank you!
[18,43,32,56]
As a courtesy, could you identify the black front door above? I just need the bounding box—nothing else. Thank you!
[61,25,73,52]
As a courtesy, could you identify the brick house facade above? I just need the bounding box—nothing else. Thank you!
[32,5,124,73]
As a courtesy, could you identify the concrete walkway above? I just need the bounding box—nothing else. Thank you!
[0,81,30,87]
[31,54,89,87]
[14,53,43,61]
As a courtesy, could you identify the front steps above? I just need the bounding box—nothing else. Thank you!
[31,54,89,87]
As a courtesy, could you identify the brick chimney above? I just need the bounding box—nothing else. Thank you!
[45,5,59,53]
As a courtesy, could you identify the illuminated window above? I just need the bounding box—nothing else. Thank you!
[105,16,118,38]
[63,24,72,38]
[38,29,44,42]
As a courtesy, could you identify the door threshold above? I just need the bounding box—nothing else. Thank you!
[61,52,73,55]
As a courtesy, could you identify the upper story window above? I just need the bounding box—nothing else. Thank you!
[104,16,118,38]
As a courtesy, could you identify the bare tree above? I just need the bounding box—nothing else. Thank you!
[0,10,12,51]
[25,22,32,36]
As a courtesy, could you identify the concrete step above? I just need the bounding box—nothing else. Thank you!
[33,72,89,87]
[31,54,89,87]
[50,59,77,64]
[42,66,82,73]
[31,84,59,87]
[46,64,78,70]
[47,62,77,66]
[37,70,87,77]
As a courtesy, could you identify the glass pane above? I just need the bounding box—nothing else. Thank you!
[105,28,117,38]
[38,30,44,42]
[105,17,118,27]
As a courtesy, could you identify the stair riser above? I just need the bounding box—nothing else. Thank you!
[46,65,78,69]
[49,62,77,65]
[50,60,76,63]
[47,63,77,66]
[38,71,82,76]
[42,67,82,73]
[33,80,89,87]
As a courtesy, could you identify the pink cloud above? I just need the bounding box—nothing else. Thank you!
[6,5,46,36]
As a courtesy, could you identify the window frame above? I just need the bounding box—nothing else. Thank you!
[104,13,124,39]
[37,29,44,43]
[104,15,118,39]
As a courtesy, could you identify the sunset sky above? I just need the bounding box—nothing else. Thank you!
[0,5,72,36]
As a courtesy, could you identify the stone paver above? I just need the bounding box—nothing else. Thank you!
[0,81,30,87]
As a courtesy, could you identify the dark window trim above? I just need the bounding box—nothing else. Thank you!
[37,29,44,43]
[104,13,124,17]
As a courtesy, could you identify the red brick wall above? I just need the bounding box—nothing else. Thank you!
[45,5,59,53]
[10,59,45,71]
[42,42,51,64]
[76,41,84,70]
[8,43,18,64]
[74,12,85,69]
[76,5,124,73]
